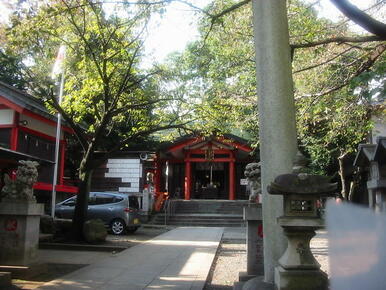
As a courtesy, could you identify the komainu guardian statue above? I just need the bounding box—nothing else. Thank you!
[1,160,39,202]
[244,162,261,203]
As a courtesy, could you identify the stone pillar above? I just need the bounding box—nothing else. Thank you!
[252,0,298,283]
[184,161,191,200]
[239,204,263,281]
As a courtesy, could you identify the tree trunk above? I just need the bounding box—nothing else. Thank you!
[348,180,355,201]
[338,152,349,200]
[72,167,93,241]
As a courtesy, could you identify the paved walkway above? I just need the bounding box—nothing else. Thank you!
[39,227,224,290]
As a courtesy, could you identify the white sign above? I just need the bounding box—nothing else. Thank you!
[240,179,248,186]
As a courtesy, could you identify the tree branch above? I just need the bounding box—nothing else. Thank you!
[296,43,386,99]
[110,97,176,115]
[208,0,250,21]
[100,122,191,161]
[61,0,106,85]
[330,0,386,39]
[293,46,354,74]
[47,94,89,149]
[291,35,383,49]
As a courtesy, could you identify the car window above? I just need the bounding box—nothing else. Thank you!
[88,194,97,205]
[114,196,124,203]
[95,194,115,205]
[129,196,139,209]
[63,198,76,206]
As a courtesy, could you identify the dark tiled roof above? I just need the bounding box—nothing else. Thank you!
[0,81,57,122]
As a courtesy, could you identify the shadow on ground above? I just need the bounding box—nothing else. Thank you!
[12,263,87,289]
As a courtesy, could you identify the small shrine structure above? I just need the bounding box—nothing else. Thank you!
[155,134,253,200]
[354,137,386,211]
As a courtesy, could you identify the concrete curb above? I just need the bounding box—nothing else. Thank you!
[39,243,127,252]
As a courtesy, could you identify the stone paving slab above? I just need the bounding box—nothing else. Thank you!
[38,227,224,290]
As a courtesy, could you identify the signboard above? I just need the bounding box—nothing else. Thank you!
[240,178,248,186]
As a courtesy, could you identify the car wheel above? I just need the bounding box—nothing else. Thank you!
[110,219,126,235]
[126,226,139,234]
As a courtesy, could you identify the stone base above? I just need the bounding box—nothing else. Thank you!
[0,202,44,266]
[234,281,245,290]
[0,263,48,280]
[275,266,328,290]
[238,271,257,282]
[0,272,12,288]
[234,276,274,290]
[243,276,274,290]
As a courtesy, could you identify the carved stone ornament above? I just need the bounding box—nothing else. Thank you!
[1,160,39,202]
[244,162,261,202]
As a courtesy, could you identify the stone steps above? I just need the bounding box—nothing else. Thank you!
[172,199,247,214]
[149,200,248,227]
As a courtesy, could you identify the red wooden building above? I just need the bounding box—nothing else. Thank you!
[155,135,253,200]
[0,81,77,206]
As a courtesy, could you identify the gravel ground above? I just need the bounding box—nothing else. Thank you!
[310,230,330,276]
[204,228,247,290]
[204,228,330,289]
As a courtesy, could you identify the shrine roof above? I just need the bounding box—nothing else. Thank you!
[0,81,53,119]
[157,134,253,160]
[0,81,72,132]
[353,144,376,167]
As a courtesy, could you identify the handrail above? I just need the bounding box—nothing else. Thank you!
[164,199,177,227]
[164,198,170,226]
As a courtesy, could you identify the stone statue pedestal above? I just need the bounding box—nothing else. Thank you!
[239,203,263,282]
[0,202,44,266]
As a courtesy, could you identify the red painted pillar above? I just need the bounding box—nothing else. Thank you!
[184,161,191,200]
[154,159,162,194]
[229,160,235,200]
[10,112,19,150]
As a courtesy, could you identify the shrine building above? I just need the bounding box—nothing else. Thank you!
[154,135,253,200]
[0,81,77,205]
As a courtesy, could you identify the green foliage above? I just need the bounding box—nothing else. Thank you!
[161,0,257,142]
[164,0,385,173]
[0,0,186,239]
[1,0,182,158]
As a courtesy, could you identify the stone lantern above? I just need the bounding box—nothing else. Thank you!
[354,137,386,212]
[267,153,337,290]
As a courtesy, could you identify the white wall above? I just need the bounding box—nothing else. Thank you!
[0,109,14,125]
[105,158,142,193]
[21,114,63,139]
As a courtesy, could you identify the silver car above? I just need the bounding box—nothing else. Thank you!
[55,192,142,235]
